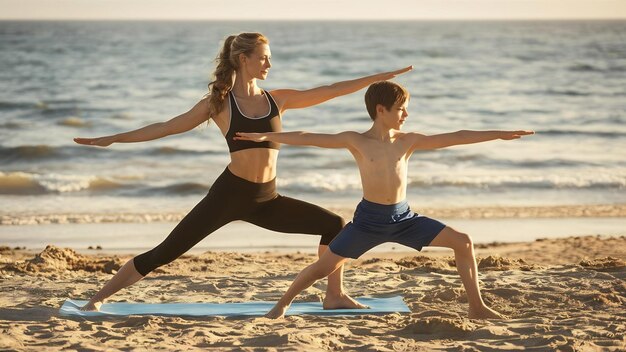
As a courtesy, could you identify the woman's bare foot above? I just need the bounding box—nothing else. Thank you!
[323,292,369,310]
[264,304,288,319]
[468,305,507,319]
[80,300,103,312]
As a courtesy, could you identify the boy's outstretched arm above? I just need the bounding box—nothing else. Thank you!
[409,130,534,151]
[235,131,358,149]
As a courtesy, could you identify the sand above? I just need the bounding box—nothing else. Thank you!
[0,235,625,351]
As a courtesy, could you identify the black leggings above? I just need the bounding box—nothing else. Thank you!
[133,167,345,276]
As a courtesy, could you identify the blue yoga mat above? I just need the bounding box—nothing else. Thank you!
[60,296,410,317]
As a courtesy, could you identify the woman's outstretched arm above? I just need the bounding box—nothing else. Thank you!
[270,66,412,111]
[74,99,211,147]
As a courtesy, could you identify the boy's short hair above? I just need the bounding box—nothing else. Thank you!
[364,81,409,120]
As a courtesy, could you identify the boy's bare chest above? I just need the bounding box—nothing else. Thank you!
[357,144,408,171]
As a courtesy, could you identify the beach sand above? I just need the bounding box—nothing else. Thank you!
[0,235,624,351]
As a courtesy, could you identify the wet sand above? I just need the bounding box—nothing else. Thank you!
[3,203,625,225]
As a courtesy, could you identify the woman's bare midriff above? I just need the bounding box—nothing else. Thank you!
[227,148,279,183]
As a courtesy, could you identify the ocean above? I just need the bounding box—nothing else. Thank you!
[1,21,625,249]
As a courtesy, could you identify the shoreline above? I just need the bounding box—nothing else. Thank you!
[0,217,625,255]
[2,203,625,226]
[1,234,624,265]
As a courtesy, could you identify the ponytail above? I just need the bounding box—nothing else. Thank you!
[206,33,269,121]
[207,35,236,120]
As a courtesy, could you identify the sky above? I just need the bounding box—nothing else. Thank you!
[1,0,625,20]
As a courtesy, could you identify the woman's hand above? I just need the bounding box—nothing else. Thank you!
[377,65,413,80]
[499,130,535,140]
[234,132,267,142]
[73,136,118,147]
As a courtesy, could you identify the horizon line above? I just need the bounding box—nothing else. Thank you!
[2,18,625,22]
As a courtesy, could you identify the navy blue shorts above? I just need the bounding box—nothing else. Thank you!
[328,199,446,259]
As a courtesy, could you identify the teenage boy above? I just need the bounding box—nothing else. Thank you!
[235,81,533,319]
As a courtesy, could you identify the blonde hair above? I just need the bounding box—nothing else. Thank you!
[206,33,269,119]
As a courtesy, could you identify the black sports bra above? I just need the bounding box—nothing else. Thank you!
[225,90,281,153]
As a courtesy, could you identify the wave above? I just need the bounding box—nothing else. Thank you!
[545,89,590,97]
[0,172,124,195]
[88,178,125,191]
[0,171,207,196]
[0,121,29,129]
[8,99,94,118]
[37,174,123,193]
[7,99,86,114]
[570,64,626,73]
[147,147,219,156]
[468,109,508,116]
[40,99,84,105]
[15,59,47,67]
[39,107,83,117]
[88,83,119,90]
[0,144,221,163]
[0,145,61,161]
[538,129,626,139]
[0,172,47,195]
[281,151,322,159]
[411,153,603,169]
[0,101,38,110]
[278,173,362,193]
[57,117,90,128]
[313,154,592,170]
[413,93,466,100]
[110,113,134,120]
[319,160,358,169]
[2,168,624,197]
[278,172,626,193]
[137,182,209,196]
[319,68,344,76]
[407,174,626,190]
[518,108,555,114]
[568,63,604,72]
[512,159,595,168]
[0,145,105,163]
[392,48,418,56]
[514,89,591,97]
[422,49,450,58]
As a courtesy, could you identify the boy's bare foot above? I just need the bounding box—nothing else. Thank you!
[468,305,507,320]
[80,300,103,312]
[323,292,369,310]
[264,305,288,319]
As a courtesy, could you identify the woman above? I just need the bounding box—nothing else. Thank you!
[74,32,411,311]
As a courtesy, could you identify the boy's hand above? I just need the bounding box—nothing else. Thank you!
[378,66,413,80]
[234,132,267,142]
[499,130,535,140]
[73,136,117,147]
